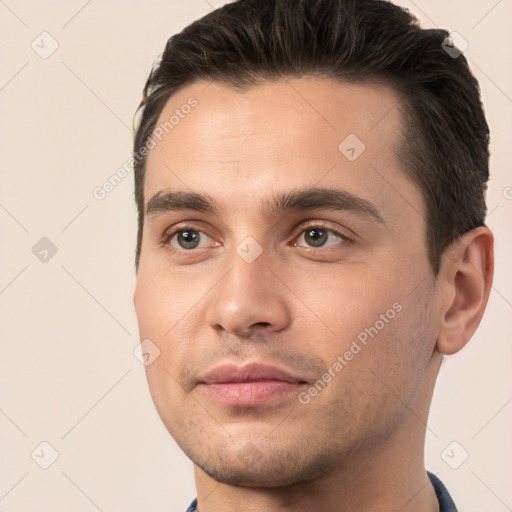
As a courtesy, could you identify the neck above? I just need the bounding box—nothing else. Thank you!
[193,352,443,512]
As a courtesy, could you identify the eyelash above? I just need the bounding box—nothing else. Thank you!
[161,221,353,252]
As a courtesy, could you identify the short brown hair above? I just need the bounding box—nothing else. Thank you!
[133,0,490,274]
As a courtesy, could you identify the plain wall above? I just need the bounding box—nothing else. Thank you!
[1,1,511,511]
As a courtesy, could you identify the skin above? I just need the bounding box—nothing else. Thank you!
[133,77,494,512]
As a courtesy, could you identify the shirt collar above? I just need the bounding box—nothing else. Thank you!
[186,472,457,511]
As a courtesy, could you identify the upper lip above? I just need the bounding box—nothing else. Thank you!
[199,363,305,385]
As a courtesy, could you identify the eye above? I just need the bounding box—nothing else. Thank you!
[165,228,213,250]
[295,225,351,249]
[161,222,352,253]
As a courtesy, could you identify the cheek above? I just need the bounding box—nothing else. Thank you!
[134,272,166,336]
[134,275,188,400]
[134,268,200,338]
[294,266,403,340]
[298,265,432,392]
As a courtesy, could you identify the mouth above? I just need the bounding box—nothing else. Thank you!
[197,363,308,407]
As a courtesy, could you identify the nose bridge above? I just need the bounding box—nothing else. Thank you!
[229,257,264,301]
[205,243,290,336]
[218,245,274,310]
[220,229,272,295]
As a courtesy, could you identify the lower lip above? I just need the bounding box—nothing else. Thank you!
[199,381,303,407]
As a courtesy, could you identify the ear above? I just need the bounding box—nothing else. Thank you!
[436,226,494,355]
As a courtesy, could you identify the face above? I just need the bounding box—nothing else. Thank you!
[134,77,441,486]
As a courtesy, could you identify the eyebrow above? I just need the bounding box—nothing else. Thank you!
[146,187,384,223]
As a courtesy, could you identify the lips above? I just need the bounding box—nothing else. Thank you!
[200,363,303,385]
[198,363,307,407]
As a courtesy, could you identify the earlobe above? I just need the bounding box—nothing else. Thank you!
[436,226,494,355]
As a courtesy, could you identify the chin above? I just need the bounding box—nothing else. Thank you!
[196,460,312,488]
[190,441,345,488]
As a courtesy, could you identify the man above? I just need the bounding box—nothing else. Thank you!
[132,0,494,510]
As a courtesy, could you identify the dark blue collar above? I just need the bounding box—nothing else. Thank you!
[428,472,458,511]
[185,498,197,512]
[186,472,457,511]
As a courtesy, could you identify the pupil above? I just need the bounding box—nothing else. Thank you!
[178,230,199,249]
[305,228,327,247]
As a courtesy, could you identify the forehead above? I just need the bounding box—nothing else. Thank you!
[144,77,423,226]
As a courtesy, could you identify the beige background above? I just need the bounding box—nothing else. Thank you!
[0,1,510,511]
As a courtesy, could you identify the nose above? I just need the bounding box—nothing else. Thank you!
[205,252,291,338]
